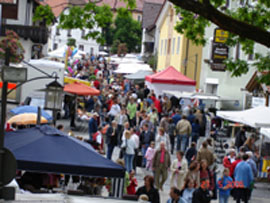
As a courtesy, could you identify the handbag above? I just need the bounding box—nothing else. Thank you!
[121,139,128,153]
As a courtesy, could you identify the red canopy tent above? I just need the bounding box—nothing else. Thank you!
[64,82,100,96]
[145,66,196,96]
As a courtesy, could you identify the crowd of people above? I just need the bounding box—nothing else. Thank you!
[25,55,261,202]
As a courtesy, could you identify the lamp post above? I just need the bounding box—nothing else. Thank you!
[0,49,27,200]
[42,80,64,126]
[0,61,63,199]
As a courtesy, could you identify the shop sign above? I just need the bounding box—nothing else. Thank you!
[214,28,229,44]
[211,28,229,71]
[252,96,266,108]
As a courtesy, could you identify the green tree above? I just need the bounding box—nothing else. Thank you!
[58,2,113,45]
[67,38,76,47]
[33,5,55,26]
[169,0,270,84]
[113,8,142,53]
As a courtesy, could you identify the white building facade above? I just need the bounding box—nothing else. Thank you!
[199,0,267,110]
[48,8,100,56]
[2,0,49,61]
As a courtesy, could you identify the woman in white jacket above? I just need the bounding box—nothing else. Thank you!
[121,130,136,172]
[155,127,170,151]
[170,151,188,189]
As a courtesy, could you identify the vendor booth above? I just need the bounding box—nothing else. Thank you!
[217,106,270,178]
[4,125,125,197]
[48,46,87,59]
[124,70,153,83]
[145,66,196,96]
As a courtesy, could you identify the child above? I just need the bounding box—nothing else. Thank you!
[127,170,138,195]
[217,168,233,203]
[144,141,155,171]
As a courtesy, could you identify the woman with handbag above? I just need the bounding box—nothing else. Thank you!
[121,130,136,172]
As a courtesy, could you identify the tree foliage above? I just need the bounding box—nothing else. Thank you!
[113,8,142,53]
[33,5,55,26]
[171,0,270,84]
[58,2,113,45]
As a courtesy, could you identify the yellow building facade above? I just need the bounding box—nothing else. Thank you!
[157,4,203,88]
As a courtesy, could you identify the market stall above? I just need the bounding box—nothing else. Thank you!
[217,106,270,178]
[124,70,153,83]
[145,66,196,96]
[4,125,125,197]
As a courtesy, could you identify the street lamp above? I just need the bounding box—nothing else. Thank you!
[40,80,63,126]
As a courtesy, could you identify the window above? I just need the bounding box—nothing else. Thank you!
[25,0,31,26]
[81,30,85,38]
[90,47,94,55]
[172,38,175,55]
[226,0,230,8]
[53,43,58,50]
[67,29,71,37]
[235,43,240,60]
[248,53,254,61]
[176,37,180,54]
[160,40,163,55]
[164,40,167,55]
[167,39,171,55]
[137,15,141,22]
[56,27,60,35]
[79,45,84,51]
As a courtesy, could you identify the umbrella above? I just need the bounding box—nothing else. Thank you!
[7,113,48,125]
[64,82,100,96]
[10,105,53,121]
[4,125,125,177]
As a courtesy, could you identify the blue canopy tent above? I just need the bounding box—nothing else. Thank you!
[4,125,125,178]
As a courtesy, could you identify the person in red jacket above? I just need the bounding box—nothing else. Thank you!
[127,170,137,195]
[154,95,162,120]
[230,154,242,178]
[223,148,236,170]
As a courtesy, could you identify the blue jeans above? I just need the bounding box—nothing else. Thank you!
[219,194,229,203]
[124,154,134,172]
[191,132,199,143]
[180,134,188,152]
[107,144,115,160]
[141,144,149,167]
[176,135,181,151]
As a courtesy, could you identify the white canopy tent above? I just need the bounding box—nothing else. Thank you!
[110,54,143,64]
[260,128,270,139]
[48,46,87,59]
[114,63,152,74]
[164,90,220,100]
[217,106,270,128]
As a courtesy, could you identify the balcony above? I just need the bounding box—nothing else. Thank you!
[0,24,48,44]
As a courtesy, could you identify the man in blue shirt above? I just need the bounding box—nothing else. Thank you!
[234,154,254,203]
[88,112,98,141]
[172,109,181,125]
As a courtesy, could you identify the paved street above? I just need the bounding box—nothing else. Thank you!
[56,117,270,203]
